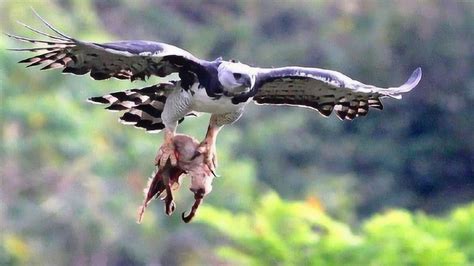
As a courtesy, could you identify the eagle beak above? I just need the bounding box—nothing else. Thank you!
[243,75,252,88]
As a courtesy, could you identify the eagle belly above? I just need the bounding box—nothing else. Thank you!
[190,84,248,114]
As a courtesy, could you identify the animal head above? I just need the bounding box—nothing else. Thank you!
[217,60,256,95]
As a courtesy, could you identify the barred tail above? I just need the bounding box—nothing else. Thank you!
[88,82,185,133]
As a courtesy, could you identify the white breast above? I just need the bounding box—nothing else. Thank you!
[190,85,248,114]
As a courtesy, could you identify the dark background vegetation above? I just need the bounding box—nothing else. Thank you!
[1,0,473,265]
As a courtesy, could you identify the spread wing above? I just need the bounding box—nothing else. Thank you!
[252,66,422,120]
[6,12,207,81]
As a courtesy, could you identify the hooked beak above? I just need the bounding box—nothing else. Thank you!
[242,75,251,88]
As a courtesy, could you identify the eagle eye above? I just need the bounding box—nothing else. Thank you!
[233,73,242,79]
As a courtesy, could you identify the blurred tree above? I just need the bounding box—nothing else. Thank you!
[198,193,474,266]
[1,0,473,265]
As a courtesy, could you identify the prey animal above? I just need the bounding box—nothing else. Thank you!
[7,12,422,173]
[138,134,215,223]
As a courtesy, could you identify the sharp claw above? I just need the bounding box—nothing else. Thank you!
[181,192,204,223]
[210,168,218,178]
[181,211,193,223]
[162,167,176,216]
[164,189,175,215]
[165,200,175,216]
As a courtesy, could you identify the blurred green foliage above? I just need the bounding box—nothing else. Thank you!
[198,193,474,266]
[1,0,473,265]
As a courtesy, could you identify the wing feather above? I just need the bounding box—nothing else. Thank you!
[252,67,421,120]
[7,15,208,82]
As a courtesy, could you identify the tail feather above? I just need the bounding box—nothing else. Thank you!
[119,99,166,133]
[88,82,186,133]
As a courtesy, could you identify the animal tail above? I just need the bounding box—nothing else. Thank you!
[88,81,189,133]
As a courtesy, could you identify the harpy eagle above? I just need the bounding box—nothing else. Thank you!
[8,13,422,173]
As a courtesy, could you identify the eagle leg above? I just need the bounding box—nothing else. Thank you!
[155,128,179,168]
[194,111,243,173]
[194,124,222,173]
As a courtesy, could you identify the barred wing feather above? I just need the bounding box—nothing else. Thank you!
[253,67,421,120]
[7,12,206,81]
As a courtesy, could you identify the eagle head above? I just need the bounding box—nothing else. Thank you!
[217,61,256,95]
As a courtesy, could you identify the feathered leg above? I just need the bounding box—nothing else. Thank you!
[195,111,243,172]
[195,122,222,172]
[156,87,192,167]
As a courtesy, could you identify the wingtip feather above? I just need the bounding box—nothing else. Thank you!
[403,67,422,90]
[386,67,422,98]
[4,32,14,38]
[30,7,72,40]
[407,67,422,87]
[15,20,70,42]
